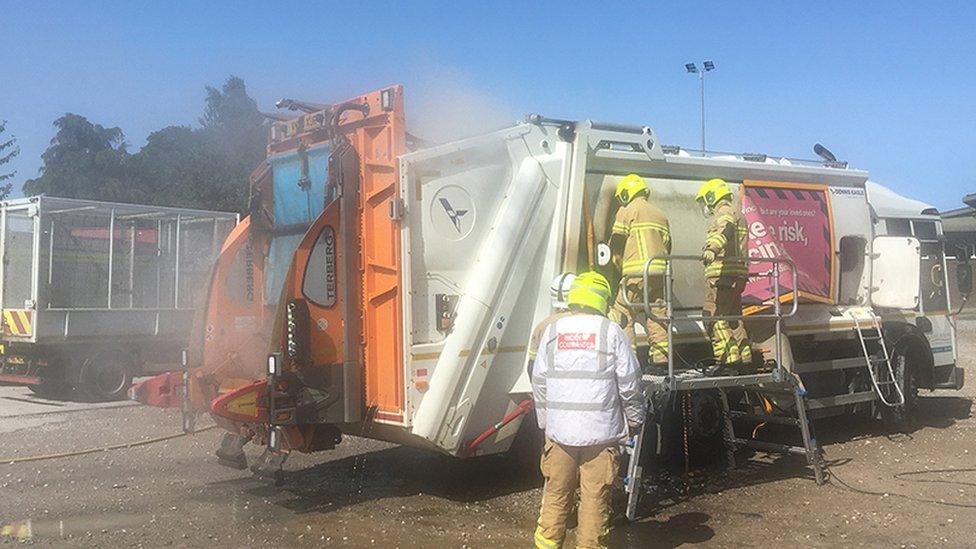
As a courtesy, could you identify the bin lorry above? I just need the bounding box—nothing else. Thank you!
[133,85,968,488]
[0,197,237,400]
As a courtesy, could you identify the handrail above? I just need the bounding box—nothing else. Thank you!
[618,254,799,387]
[620,255,799,320]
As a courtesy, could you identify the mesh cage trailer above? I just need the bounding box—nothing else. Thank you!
[0,196,238,400]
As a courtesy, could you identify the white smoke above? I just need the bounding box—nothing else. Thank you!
[407,68,517,145]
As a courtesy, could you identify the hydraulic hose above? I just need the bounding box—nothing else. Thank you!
[330,101,370,129]
[463,399,534,457]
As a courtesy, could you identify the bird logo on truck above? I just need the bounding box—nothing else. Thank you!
[438,198,469,233]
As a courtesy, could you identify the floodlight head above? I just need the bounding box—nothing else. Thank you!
[703,60,715,71]
[685,63,698,74]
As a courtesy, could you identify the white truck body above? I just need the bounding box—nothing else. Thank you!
[381,118,960,456]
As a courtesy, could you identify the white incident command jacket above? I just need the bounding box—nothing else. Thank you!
[531,313,646,446]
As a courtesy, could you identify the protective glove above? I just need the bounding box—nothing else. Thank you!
[702,249,716,266]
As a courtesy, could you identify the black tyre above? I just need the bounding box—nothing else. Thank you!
[27,361,71,399]
[27,378,70,399]
[882,343,920,431]
[79,350,133,401]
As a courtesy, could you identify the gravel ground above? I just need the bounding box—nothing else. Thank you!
[1,322,975,547]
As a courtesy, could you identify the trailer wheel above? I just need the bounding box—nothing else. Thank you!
[27,362,70,399]
[79,351,133,401]
[28,378,70,399]
[882,343,920,431]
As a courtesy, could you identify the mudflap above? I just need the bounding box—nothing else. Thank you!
[215,433,251,470]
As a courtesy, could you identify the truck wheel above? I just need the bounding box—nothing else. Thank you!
[80,351,133,401]
[27,363,70,399]
[882,344,920,432]
[28,378,70,399]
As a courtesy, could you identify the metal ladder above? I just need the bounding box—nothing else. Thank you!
[622,254,825,521]
[623,373,825,520]
[852,314,904,407]
[720,373,825,484]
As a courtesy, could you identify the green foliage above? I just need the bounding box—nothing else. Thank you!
[22,114,128,200]
[0,121,20,200]
[23,76,266,213]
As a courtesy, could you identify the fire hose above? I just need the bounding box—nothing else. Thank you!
[0,425,216,465]
[463,399,534,457]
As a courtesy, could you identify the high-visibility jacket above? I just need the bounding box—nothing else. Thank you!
[528,310,572,360]
[612,197,672,277]
[704,199,749,278]
[531,313,646,446]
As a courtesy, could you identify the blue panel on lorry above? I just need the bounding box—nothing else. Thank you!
[264,143,331,305]
[265,233,304,306]
[268,143,331,228]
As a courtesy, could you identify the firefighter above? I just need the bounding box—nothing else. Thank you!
[527,273,577,377]
[532,271,645,549]
[609,173,672,368]
[696,178,753,365]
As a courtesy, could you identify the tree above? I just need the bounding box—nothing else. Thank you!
[0,120,18,200]
[129,76,266,212]
[22,114,129,200]
[24,77,266,213]
[198,76,266,211]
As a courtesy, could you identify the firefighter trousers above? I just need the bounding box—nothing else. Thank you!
[610,280,669,364]
[535,439,619,549]
[703,276,753,364]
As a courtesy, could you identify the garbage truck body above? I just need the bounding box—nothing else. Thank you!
[135,85,963,462]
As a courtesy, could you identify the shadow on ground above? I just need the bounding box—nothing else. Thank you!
[242,445,541,515]
[610,511,715,548]
[815,394,972,444]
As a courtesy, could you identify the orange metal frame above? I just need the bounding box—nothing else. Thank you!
[281,86,408,422]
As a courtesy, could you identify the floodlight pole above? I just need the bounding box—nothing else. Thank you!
[698,68,706,152]
[686,60,714,152]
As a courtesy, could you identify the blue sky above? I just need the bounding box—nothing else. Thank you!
[1,1,974,210]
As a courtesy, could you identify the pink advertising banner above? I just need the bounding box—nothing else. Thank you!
[741,181,835,310]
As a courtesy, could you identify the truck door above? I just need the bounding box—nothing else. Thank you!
[871,236,921,309]
[913,220,956,369]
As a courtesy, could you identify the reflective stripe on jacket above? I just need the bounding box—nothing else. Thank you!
[531,313,646,446]
[612,197,672,276]
[704,199,749,278]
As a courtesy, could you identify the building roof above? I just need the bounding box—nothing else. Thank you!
[942,206,976,234]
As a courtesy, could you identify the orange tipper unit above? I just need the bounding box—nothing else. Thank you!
[207,87,410,473]
[131,86,410,465]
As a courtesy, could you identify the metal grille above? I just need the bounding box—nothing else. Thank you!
[2,210,34,308]
[48,210,112,308]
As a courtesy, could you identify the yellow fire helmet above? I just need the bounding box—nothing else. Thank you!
[567,271,612,315]
[614,173,649,205]
[695,178,733,208]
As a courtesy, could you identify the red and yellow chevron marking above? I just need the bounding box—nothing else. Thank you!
[2,309,32,338]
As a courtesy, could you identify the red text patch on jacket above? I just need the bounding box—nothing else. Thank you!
[558,333,597,350]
